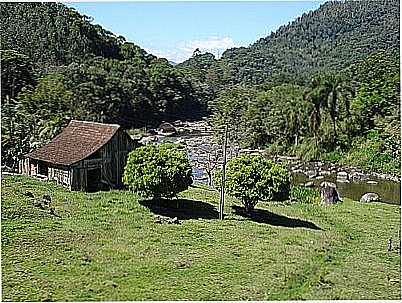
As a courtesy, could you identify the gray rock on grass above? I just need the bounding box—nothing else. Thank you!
[360,193,380,203]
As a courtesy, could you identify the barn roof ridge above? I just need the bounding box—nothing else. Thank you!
[26,120,125,166]
[70,119,121,128]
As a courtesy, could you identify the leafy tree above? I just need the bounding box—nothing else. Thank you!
[123,144,193,199]
[246,84,310,148]
[0,50,35,100]
[1,74,76,168]
[1,97,32,168]
[15,74,75,142]
[214,155,290,212]
[209,86,257,145]
[347,52,400,133]
[304,73,349,147]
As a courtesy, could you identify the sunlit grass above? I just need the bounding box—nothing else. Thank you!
[1,175,400,301]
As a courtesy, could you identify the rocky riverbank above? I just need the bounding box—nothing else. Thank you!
[135,119,400,185]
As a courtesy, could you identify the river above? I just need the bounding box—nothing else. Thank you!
[137,119,401,205]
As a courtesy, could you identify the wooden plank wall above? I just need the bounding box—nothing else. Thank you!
[18,129,139,191]
[48,167,71,188]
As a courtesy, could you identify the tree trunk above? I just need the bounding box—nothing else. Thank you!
[244,199,256,213]
[320,181,340,205]
[207,171,212,187]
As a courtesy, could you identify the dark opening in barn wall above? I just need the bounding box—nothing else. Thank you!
[38,161,48,176]
[87,168,101,192]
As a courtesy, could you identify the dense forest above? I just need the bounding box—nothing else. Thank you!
[177,0,400,175]
[1,2,205,168]
[178,0,399,88]
[1,1,400,175]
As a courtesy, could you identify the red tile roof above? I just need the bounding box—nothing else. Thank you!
[27,120,121,166]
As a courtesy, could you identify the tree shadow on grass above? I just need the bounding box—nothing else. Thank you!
[231,205,322,230]
[139,198,219,220]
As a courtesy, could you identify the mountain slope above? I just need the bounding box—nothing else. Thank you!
[1,2,126,66]
[178,0,399,86]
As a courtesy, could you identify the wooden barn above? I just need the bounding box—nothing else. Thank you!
[19,120,141,191]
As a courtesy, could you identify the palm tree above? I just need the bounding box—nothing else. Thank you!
[305,73,347,144]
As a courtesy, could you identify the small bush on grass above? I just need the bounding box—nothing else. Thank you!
[290,186,320,204]
[214,155,290,212]
[123,143,193,199]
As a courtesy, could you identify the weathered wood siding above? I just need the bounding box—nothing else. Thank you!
[48,167,72,188]
[18,129,138,191]
[19,158,31,175]
[70,130,138,191]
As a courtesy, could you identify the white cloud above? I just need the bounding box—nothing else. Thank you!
[145,36,239,63]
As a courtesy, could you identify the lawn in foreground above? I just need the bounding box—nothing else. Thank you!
[1,175,400,301]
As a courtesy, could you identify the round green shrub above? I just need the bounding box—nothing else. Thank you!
[123,143,193,199]
[214,155,290,212]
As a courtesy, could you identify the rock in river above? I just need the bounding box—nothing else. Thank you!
[337,171,348,179]
[360,193,380,203]
[306,170,318,179]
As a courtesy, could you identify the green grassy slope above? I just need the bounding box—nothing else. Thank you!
[1,175,400,301]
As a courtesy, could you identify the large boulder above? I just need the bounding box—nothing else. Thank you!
[320,181,340,205]
[337,171,348,180]
[360,193,380,203]
[157,122,177,136]
[306,170,318,179]
[304,181,314,188]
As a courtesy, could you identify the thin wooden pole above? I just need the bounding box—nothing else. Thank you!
[219,124,228,220]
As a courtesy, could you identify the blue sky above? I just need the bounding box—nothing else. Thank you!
[66,1,326,63]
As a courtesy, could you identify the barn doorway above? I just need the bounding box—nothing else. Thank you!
[87,168,101,192]
[38,161,48,176]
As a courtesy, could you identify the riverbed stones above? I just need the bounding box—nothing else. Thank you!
[337,171,348,178]
[306,170,318,179]
[367,180,378,185]
[360,193,380,203]
[304,181,314,188]
[320,181,340,205]
[320,170,331,176]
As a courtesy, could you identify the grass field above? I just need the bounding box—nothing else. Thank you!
[1,175,400,301]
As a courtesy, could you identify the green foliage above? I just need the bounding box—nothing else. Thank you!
[321,150,344,164]
[1,74,74,167]
[290,186,320,204]
[123,144,193,199]
[1,97,33,168]
[246,84,310,147]
[347,52,400,133]
[0,2,124,66]
[214,155,290,212]
[291,137,321,162]
[0,2,206,168]
[0,50,36,100]
[208,51,400,174]
[179,1,399,86]
[340,131,400,176]
[209,86,257,145]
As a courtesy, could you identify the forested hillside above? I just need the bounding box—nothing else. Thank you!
[1,2,123,66]
[1,2,205,168]
[184,0,400,175]
[178,0,399,87]
[1,1,400,175]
